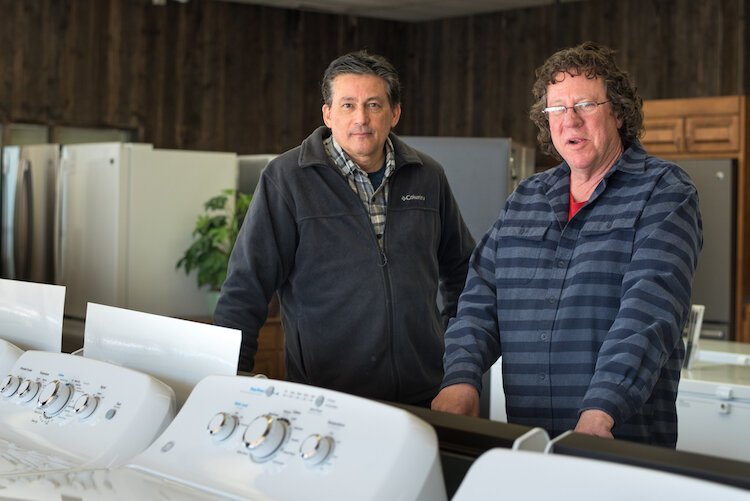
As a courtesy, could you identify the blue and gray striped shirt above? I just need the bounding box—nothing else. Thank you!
[442,141,702,447]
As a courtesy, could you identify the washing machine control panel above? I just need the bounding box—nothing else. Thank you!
[130,375,446,501]
[0,350,176,476]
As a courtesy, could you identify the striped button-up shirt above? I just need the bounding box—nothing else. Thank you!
[442,141,702,447]
[324,134,395,248]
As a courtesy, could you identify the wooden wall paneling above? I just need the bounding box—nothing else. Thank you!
[0,0,748,156]
[745,0,750,95]
[221,3,259,153]
[174,1,204,148]
[194,1,227,150]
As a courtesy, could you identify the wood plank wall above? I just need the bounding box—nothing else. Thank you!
[0,0,747,160]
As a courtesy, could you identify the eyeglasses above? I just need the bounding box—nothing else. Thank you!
[542,100,610,117]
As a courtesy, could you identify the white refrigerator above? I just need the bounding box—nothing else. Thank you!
[400,137,534,241]
[55,143,238,342]
[400,136,535,419]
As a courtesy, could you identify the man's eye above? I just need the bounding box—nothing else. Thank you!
[576,102,596,111]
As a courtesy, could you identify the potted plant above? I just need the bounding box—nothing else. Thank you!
[177,188,252,313]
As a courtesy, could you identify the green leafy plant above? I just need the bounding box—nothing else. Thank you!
[177,189,253,291]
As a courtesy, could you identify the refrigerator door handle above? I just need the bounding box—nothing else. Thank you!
[54,150,68,284]
[14,159,34,279]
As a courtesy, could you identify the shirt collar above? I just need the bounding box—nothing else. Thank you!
[324,134,395,178]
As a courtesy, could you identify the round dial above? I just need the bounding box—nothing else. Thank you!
[37,380,72,417]
[0,375,21,397]
[207,412,238,441]
[242,414,289,461]
[73,394,98,419]
[17,379,40,403]
[299,434,334,466]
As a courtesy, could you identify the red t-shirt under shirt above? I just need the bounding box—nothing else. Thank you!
[569,191,586,220]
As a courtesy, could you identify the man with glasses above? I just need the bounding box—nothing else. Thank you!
[432,42,702,447]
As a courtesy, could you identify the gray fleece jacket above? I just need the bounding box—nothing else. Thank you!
[214,126,474,404]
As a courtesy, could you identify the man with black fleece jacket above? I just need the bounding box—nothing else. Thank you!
[214,50,474,406]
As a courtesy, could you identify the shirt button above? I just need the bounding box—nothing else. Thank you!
[557,260,565,268]
[547,296,555,304]
[540,332,549,341]
[539,373,547,381]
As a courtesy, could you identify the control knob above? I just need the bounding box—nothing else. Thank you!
[242,414,289,461]
[37,380,72,417]
[207,412,238,441]
[73,394,99,419]
[17,379,40,403]
[299,434,334,466]
[0,375,21,397]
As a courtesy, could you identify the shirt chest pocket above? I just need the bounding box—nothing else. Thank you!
[577,217,637,270]
[495,225,548,284]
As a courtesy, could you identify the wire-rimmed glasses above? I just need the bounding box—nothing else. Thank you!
[542,100,610,118]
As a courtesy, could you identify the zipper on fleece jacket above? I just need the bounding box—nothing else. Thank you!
[379,244,400,402]
[332,163,400,400]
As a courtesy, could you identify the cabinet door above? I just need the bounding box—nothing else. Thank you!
[642,117,684,154]
[685,115,740,153]
[254,319,285,379]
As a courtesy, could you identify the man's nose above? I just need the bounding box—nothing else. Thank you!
[354,106,369,124]
[562,107,584,125]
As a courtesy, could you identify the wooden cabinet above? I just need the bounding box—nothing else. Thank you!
[643,97,741,155]
[253,316,285,380]
[642,96,750,342]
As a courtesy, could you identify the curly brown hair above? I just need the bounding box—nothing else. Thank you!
[529,41,643,160]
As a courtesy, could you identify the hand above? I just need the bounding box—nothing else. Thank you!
[574,409,615,439]
[431,384,480,417]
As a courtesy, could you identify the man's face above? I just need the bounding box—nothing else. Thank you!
[322,73,401,172]
[546,72,624,174]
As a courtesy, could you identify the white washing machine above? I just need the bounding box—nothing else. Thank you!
[0,279,66,353]
[0,339,23,375]
[678,360,750,462]
[452,448,750,500]
[0,350,175,476]
[82,302,241,409]
[0,375,447,500]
